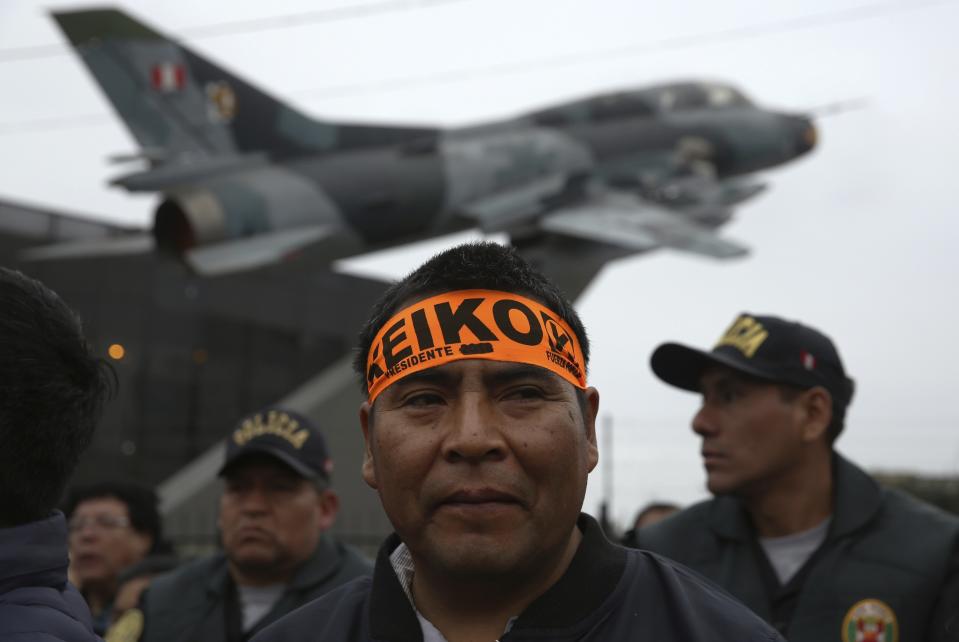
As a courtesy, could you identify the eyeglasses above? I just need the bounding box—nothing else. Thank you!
[68,514,131,533]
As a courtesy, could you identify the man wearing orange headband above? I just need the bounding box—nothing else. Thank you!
[255,242,781,642]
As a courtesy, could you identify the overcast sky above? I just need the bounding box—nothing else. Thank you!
[1,0,957,525]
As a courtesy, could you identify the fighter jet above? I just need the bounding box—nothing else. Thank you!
[25,7,816,283]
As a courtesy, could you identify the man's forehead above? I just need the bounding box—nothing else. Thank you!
[76,496,128,514]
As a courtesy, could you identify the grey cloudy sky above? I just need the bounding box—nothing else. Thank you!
[1,0,957,525]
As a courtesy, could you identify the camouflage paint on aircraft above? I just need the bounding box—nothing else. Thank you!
[40,8,817,278]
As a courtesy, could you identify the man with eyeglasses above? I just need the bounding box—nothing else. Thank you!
[0,267,114,642]
[63,482,169,634]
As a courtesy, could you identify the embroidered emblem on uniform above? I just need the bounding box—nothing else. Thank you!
[841,598,898,642]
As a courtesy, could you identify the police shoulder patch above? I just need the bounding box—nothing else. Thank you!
[841,598,898,642]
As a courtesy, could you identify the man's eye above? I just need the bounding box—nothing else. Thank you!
[718,388,740,403]
[403,392,444,407]
[505,386,545,400]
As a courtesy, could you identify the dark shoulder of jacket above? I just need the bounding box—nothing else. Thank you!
[861,486,959,572]
[633,499,714,562]
[335,541,374,577]
[251,576,374,642]
[139,552,228,631]
[0,585,101,642]
[626,548,784,641]
[143,553,227,603]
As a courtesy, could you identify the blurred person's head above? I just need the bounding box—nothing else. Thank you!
[354,242,600,591]
[217,407,338,586]
[64,482,164,605]
[632,502,680,530]
[0,267,113,527]
[651,313,855,499]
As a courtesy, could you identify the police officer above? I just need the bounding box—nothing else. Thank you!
[253,242,782,642]
[637,313,959,641]
[130,407,371,642]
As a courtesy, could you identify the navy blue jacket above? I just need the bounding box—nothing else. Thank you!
[636,454,959,641]
[0,512,100,642]
[253,514,783,642]
[139,534,371,642]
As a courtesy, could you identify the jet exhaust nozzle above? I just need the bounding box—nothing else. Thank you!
[153,189,228,254]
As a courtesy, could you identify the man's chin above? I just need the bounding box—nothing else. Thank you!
[706,473,739,497]
[230,548,280,573]
[74,572,112,589]
[419,532,531,577]
[436,551,521,579]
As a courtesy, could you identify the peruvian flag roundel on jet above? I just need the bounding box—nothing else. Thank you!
[151,62,185,92]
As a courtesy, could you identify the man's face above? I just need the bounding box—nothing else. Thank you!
[68,497,152,590]
[218,457,335,581]
[693,367,806,497]
[361,359,599,580]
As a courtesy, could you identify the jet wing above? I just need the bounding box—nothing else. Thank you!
[459,174,569,232]
[539,191,748,259]
[0,198,137,243]
[0,197,148,262]
[20,235,155,261]
[184,224,337,276]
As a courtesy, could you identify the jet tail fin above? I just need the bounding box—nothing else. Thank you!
[52,9,436,164]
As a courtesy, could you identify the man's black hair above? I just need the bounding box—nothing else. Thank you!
[352,241,590,393]
[63,482,171,554]
[0,268,115,527]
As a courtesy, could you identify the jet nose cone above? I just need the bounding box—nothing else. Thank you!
[794,116,817,155]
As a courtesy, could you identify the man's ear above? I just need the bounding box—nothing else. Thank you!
[315,490,339,531]
[359,401,378,490]
[798,386,832,443]
[584,387,600,472]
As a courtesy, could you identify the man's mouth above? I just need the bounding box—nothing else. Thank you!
[436,488,525,514]
[235,526,273,542]
[74,552,103,566]
[701,450,728,466]
[446,488,520,503]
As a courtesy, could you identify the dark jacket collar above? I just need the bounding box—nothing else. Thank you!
[828,452,883,537]
[205,533,346,597]
[368,513,626,641]
[708,452,883,542]
[288,533,345,591]
[0,511,70,594]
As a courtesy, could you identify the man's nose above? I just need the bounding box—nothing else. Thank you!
[692,403,719,437]
[441,397,507,464]
[238,486,270,513]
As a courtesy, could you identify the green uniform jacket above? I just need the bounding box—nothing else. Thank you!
[635,455,959,642]
[138,534,372,642]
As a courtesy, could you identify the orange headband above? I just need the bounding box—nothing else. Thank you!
[365,289,587,402]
